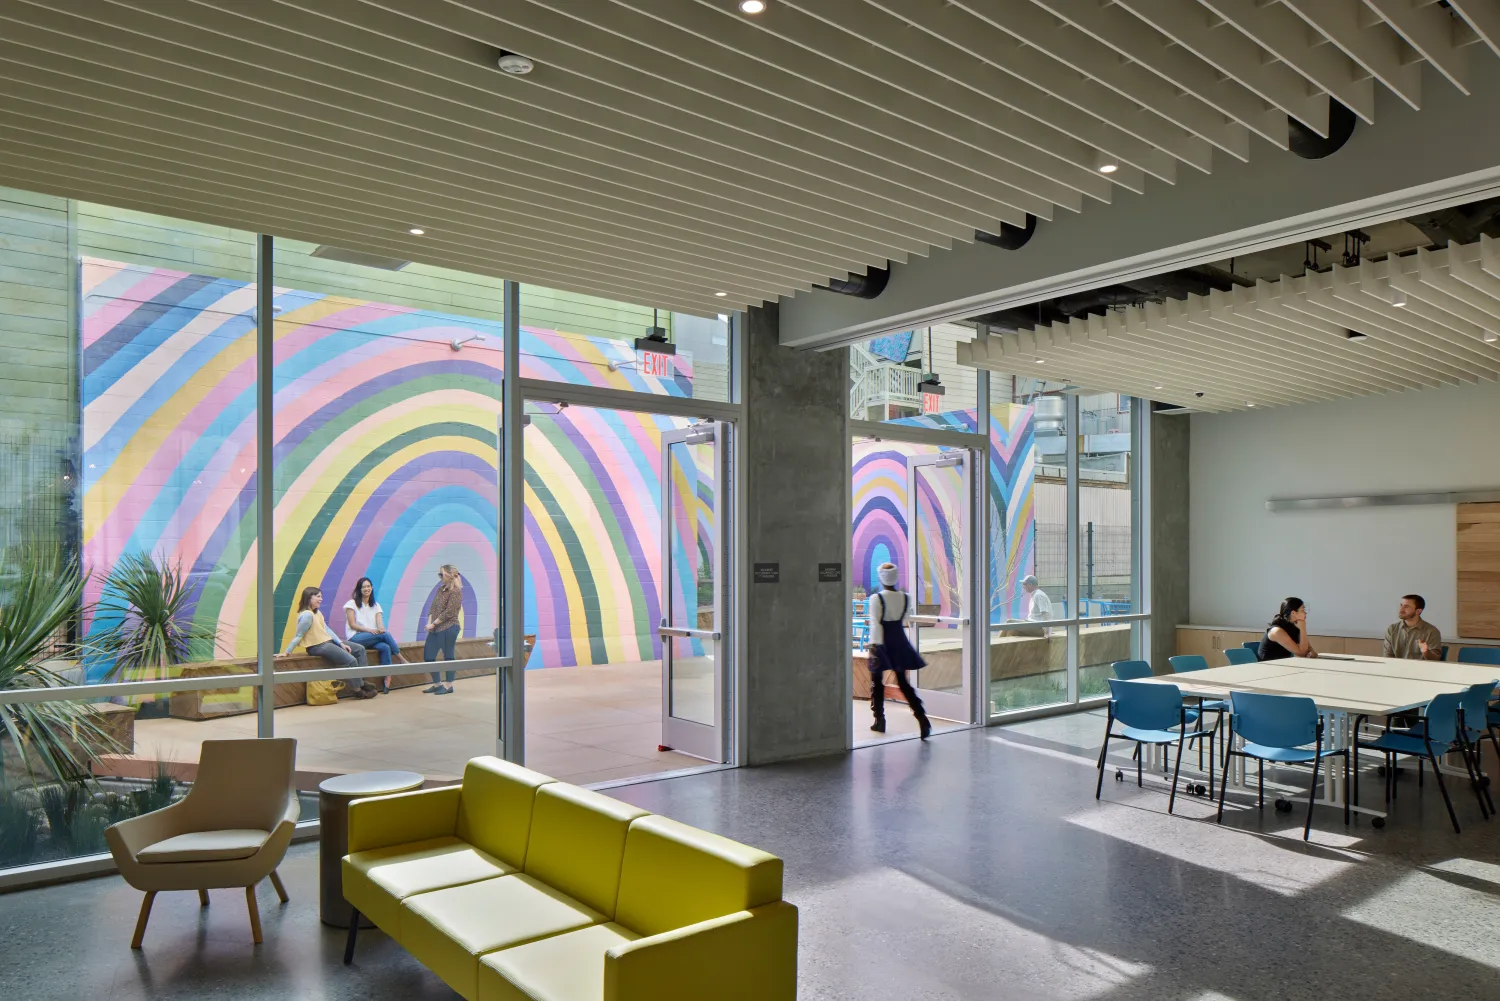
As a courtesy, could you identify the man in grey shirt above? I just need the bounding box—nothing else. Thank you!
[1383,594,1443,661]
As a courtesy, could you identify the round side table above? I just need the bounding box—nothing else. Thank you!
[318,770,424,928]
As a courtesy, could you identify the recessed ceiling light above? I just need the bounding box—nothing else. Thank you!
[739,0,766,12]
[1095,151,1118,174]
[1098,162,1118,174]
[497,52,535,75]
[1346,330,1370,342]
[715,291,727,297]
[408,227,425,235]
[1246,402,1255,408]
[1390,287,1407,307]
[1153,385,1163,390]
[1035,359,1045,364]
[1486,332,1499,343]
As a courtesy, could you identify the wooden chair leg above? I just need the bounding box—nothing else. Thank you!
[268,869,289,904]
[198,888,210,907]
[131,891,158,949]
[245,885,263,944]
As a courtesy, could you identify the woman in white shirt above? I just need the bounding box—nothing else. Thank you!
[865,562,932,739]
[344,577,406,691]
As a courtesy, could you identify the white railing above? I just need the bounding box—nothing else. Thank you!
[850,344,922,417]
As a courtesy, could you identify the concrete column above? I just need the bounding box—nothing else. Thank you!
[1149,412,1190,673]
[741,303,849,764]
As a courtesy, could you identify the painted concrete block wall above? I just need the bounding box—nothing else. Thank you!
[1190,381,1500,638]
[743,303,849,765]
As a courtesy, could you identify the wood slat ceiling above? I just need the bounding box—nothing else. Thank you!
[0,0,1497,317]
[957,235,1500,411]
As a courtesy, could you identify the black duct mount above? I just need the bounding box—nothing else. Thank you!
[975,213,1036,251]
[1289,98,1356,160]
[819,262,890,299]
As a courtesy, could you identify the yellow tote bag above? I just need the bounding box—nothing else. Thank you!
[306,680,345,706]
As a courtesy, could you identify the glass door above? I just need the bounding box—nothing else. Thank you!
[658,422,728,761]
[906,451,972,722]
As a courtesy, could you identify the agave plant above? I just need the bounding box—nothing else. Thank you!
[93,551,219,683]
[0,545,124,783]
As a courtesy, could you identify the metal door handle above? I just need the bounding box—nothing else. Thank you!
[659,626,722,641]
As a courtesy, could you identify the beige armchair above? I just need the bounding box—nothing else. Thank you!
[105,738,300,948]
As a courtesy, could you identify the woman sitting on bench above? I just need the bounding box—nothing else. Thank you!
[345,576,407,692]
[280,586,375,699]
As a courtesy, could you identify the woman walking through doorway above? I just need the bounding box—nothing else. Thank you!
[424,564,463,694]
[866,562,932,739]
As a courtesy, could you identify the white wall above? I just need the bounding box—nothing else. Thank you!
[1190,381,1500,638]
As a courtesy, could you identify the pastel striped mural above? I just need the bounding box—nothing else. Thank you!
[849,404,1036,623]
[80,256,698,680]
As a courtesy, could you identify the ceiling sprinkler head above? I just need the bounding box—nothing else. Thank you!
[497,52,535,75]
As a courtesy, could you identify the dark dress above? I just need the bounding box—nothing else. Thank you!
[1257,618,1301,662]
[869,590,928,723]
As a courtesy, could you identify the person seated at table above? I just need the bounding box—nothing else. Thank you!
[1258,596,1316,661]
[344,576,408,692]
[279,586,375,699]
[1382,593,1443,661]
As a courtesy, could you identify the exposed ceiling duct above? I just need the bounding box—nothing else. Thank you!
[956,235,1500,412]
[974,214,1037,251]
[819,264,890,299]
[1288,98,1357,160]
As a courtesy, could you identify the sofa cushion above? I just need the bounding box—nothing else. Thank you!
[454,757,553,869]
[614,816,783,937]
[523,784,649,918]
[401,874,604,1000]
[138,828,269,864]
[476,923,639,1001]
[343,836,516,934]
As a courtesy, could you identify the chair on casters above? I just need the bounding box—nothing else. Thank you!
[1216,691,1348,841]
[1169,655,1230,765]
[1397,680,1498,820]
[105,739,299,948]
[1354,692,1479,834]
[1111,660,1153,680]
[1223,648,1257,666]
[1096,679,1215,813]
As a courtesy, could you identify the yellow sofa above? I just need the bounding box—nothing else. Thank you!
[341,756,798,1001]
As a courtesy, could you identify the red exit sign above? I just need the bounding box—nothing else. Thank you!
[639,349,675,379]
[922,392,943,414]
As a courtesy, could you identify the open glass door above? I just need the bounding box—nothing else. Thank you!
[658,422,727,762]
[906,450,972,723]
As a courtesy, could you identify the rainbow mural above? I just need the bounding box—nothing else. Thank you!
[850,404,1037,622]
[80,257,700,679]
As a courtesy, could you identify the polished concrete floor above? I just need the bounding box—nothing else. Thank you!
[6,709,1500,1000]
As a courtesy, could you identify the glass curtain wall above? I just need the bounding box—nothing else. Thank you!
[987,374,1144,715]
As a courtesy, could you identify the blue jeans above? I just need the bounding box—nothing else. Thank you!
[306,640,367,690]
[425,625,459,683]
[349,630,401,666]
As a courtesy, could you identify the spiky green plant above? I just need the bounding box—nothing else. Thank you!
[94,551,219,683]
[0,544,124,783]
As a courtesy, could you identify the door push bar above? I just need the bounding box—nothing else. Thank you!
[658,622,722,641]
[910,615,971,627]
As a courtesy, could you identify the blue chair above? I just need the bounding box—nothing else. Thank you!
[1111,660,1153,680]
[1242,640,1262,654]
[1096,679,1216,813]
[1169,655,1208,673]
[1354,692,1478,834]
[1223,648,1257,666]
[1404,680,1499,819]
[1217,691,1348,840]
[1457,647,1500,665]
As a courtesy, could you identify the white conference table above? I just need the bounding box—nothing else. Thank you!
[1136,655,1500,821]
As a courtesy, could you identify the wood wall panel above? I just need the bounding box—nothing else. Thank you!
[1458,503,1500,640]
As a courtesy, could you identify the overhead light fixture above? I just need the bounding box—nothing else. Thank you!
[1390,287,1407,308]
[1346,330,1370,342]
[1486,332,1499,343]
[497,52,535,75]
[739,0,766,12]
[1153,385,1163,390]
[1246,402,1255,408]
[715,291,727,297]
[1095,151,1118,174]
[1035,359,1045,365]
[408,227,425,235]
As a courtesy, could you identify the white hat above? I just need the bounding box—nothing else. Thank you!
[877,563,899,587]
[1021,575,1039,587]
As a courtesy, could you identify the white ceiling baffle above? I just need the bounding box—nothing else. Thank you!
[956,236,1500,412]
[0,0,1498,315]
